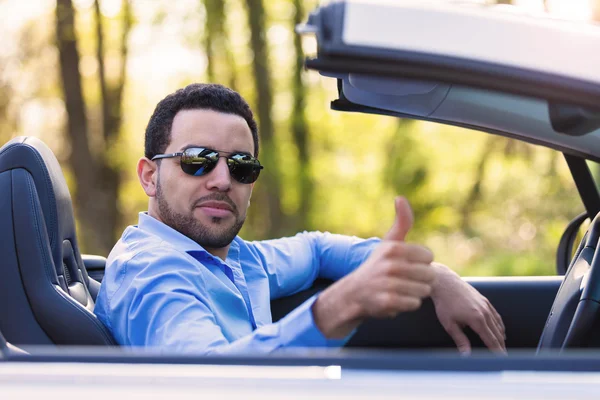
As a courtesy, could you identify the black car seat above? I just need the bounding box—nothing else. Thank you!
[0,136,116,346]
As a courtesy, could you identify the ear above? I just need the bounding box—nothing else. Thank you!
[138,157,158,197]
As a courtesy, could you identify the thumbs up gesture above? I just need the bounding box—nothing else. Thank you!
[355,196,436,318]
[313,197,436,338]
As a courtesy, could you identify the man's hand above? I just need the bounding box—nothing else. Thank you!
[430,263,506,354]
[312,197,436,338]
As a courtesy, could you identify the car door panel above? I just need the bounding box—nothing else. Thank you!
[271,277,563,350]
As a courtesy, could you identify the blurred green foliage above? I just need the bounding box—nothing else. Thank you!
[0,0,592,277]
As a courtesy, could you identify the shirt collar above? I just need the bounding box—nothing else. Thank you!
[137,212,241,260]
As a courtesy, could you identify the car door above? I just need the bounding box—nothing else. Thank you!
[84,255,562,350]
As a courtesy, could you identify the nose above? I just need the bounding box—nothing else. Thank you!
[205,157,232,191]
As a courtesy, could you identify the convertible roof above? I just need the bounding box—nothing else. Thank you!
[300,0,600,161]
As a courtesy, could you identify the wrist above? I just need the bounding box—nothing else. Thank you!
[312,277,364,339]
[430,262,459,299]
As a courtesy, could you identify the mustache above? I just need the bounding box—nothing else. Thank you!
[193,193,239,215]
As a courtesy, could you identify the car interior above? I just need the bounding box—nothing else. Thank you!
[0,131,598,356]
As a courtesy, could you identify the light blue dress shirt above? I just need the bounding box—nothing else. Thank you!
[94,212,379,354]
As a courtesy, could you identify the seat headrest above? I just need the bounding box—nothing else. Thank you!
[0,136,78,271]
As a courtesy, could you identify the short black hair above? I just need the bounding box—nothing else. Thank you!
[144,83,259,159]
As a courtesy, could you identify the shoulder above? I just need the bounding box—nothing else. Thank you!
[102,230,204,302]
[95,226,210,337]
[108,224,200,272]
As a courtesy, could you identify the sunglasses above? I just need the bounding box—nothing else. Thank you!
[151,147,263,184]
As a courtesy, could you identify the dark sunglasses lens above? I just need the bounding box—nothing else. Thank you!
[228,154,262,184]
[180,148,218,176]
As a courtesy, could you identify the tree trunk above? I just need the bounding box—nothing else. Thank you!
[55,0,99,251]
[55,0,131,255]
[460,137,498,234]
[91,0,132,253]
[290,0,313,230]
[202,0,216,82]
[244,0,285,237]
[95,0,131,144]
[202,0,237,90]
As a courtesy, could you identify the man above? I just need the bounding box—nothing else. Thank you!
[94,83,505,355]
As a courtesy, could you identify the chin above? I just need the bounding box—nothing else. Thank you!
[209,216,228,224]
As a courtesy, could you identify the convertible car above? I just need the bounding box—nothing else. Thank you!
[1,1,600,398]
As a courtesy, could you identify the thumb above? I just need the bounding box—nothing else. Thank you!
[446,323,472,355]
[384,196,413,242]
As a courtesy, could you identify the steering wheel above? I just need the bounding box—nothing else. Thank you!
[537,212,600,351]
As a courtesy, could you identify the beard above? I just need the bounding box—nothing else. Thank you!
[155,176,245,249]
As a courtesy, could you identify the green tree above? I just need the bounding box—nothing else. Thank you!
[202,0,237,89]
[55,0,132,255]
[243,0,286,237]
[290,0,313,230]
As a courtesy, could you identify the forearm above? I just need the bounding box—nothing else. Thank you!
[249,232,379,299]
[312,232,380,281]
[152,295,352,355]
[212,295,351,354]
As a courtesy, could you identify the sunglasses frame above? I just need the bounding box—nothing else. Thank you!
[151,147,263,184]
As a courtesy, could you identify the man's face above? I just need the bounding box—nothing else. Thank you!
[153,109,255,250]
